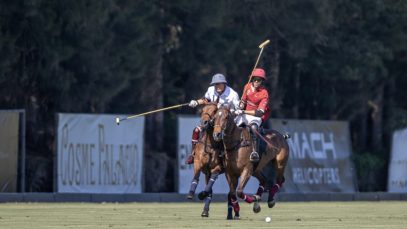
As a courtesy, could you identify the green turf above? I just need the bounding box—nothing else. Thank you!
[0,201,406,228]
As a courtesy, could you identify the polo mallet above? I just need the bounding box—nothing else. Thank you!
[115,103,189,125]
[240,39,271,101]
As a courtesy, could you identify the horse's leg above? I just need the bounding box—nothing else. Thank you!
[236,168,255,204]
[201,164,223,216]
[204,171,220,193]
[227,193,233,220]
[252,172,267,213]
[187,163,201,199]
[198,172,210,217]
[231,192,240,220]
[201,189,212,217]
[268,157,287,208]
[225,173,240,220]
[198,171,219,200]
[256,185,265,198]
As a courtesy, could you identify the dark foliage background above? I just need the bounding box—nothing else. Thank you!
[0,0,406,192]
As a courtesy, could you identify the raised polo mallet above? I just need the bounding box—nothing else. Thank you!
[116,103,189,125]
[240,39,271,101]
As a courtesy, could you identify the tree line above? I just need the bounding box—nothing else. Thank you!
[0,0,406,191]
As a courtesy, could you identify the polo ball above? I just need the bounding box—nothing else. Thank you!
[265,216,271,223]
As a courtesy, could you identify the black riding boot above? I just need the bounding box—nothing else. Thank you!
[249,124,260,162]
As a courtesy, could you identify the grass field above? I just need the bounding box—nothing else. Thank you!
[0,201,406,228]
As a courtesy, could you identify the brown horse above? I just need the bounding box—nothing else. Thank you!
[211,105,289,217]
[186,103,240,218]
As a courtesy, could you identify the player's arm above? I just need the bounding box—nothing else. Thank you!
[239,84,249,109]
[242,109,264,117]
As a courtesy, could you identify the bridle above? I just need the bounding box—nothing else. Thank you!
[200,103,218,128]
[199,105,224,153]
[200,112,215,127]
[213,107,235,140]
[213,107,243,152]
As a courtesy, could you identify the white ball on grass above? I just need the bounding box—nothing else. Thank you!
[265,216,271,223]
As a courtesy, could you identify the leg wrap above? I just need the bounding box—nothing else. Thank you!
[189,178,199,194]
[230,195,240,213]
[204,173,219,193]
[227,193,234,219]
[269,180,284,197]
[203,191,212,211]
[237,190,254,203]
[256,185,265,197]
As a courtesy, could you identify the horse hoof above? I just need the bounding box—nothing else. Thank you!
[227,207,233,220]
[253,204,261,213]
[268,200,276,208]
[234,216,241,220]
[253,195,261,213]
[186,194,194,200]
[201,210,209,217]
[198,191,208,200]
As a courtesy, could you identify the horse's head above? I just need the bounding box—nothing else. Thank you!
[200,103,218,129]
[213,105,233,142]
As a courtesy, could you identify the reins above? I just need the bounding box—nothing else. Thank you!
[218,109,248,152]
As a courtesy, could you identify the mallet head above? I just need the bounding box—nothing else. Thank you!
[259,39,270,49]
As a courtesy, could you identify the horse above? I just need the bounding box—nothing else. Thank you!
[186,103,240,219]
[210,105,289,218]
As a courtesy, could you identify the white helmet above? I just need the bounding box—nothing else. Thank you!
[210,73,227,85]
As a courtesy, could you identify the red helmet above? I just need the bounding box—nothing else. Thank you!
[251,68,266,80]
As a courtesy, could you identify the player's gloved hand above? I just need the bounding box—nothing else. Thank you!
[189,100,199,108]
[238,101,245,110]
[234,109,244,116]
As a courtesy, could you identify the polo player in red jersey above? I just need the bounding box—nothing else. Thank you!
[234,68,270,162]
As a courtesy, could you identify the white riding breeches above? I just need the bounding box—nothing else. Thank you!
[234,114,262,127]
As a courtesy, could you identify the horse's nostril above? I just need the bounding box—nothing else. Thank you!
[204,121,208,125]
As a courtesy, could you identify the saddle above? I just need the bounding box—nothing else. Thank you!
[235,125,267,153]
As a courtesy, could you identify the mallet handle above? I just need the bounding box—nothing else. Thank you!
[239,39,271,102]
[121,103,189,121]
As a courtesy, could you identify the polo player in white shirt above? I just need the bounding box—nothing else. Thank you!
[185,73,240,164]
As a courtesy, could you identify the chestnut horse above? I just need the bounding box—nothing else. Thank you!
[211,106,289,218]
[186,103,240,218]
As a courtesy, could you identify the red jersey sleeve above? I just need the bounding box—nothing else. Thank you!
[258,89,269,111]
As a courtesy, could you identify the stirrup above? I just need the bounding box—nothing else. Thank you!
[249,151,260,162]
